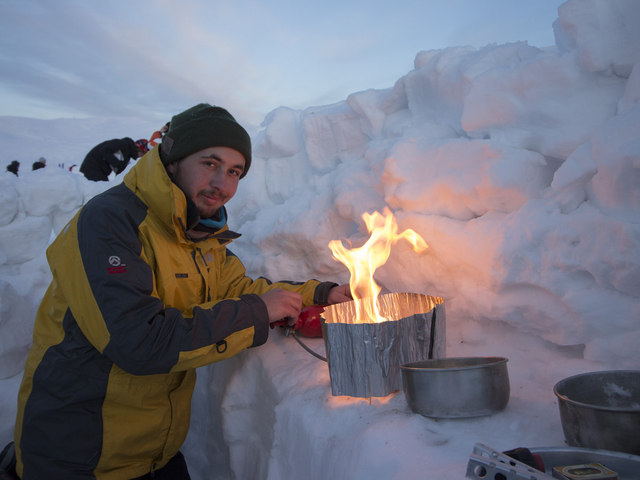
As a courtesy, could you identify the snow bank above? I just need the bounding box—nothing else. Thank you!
[226,0,640,368]
[0,168,110,378]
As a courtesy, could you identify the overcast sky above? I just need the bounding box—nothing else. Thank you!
[0,0,564,129]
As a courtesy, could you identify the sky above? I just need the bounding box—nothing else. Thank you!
[1,0,639,478]
[0,0,563,128]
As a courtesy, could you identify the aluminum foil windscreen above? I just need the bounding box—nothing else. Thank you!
[321,292,445,398]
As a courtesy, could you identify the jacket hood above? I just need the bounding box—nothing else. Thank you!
[123,147,241,244]
[123,147,193,240]
[124,147,240,244]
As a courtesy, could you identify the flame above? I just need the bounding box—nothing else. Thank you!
[329,208,428,323]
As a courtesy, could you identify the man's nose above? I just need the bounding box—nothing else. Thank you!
[208,169,228,189]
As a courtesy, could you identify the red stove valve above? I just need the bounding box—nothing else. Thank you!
[296,305,325,337]
[270,305,325,338]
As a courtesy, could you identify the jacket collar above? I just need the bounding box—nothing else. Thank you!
[123,147,241,243]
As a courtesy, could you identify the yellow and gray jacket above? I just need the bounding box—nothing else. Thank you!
[14,148,335,479]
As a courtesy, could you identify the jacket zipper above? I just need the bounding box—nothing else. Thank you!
[193,247,212,302]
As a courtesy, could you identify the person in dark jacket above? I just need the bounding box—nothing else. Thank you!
[31,157,46,170]
[79,137,148,181]
[6,160,19,176]
[10,104,351,479]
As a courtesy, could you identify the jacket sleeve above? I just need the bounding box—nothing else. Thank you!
[219,248,337,306]
[48,187,269,375]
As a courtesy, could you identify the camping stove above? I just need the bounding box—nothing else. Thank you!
[321,292,445,398]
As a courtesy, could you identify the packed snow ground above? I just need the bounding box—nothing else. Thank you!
[1,0,639,478]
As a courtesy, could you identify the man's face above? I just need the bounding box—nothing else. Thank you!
[167,146,245,219]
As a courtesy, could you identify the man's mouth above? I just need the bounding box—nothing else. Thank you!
[200,190,226,205]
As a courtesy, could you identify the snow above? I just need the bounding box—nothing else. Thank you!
[1,0,639,478]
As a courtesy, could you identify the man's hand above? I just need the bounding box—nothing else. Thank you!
[327,284,352,305]
[260,288,303,326]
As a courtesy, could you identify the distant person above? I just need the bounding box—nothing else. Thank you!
[79,137,149,182]
[6,160,19,176]
[32,157,46,170]
[148,121,170,147]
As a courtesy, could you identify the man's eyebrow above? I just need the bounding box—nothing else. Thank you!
[201,153,222,161]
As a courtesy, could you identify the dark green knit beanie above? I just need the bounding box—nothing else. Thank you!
[160,103,252,178]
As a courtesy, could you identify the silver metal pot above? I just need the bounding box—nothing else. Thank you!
[400,357,510,418]
[553,370,640,455]
[321,292,445,398]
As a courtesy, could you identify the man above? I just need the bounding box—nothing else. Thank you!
[12,104,351,479]
[80,137,149,181]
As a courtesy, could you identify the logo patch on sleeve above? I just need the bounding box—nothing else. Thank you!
[107,255,127,274]
[175,273,189,278]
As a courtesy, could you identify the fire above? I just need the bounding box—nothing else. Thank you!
[328,208,428,323]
